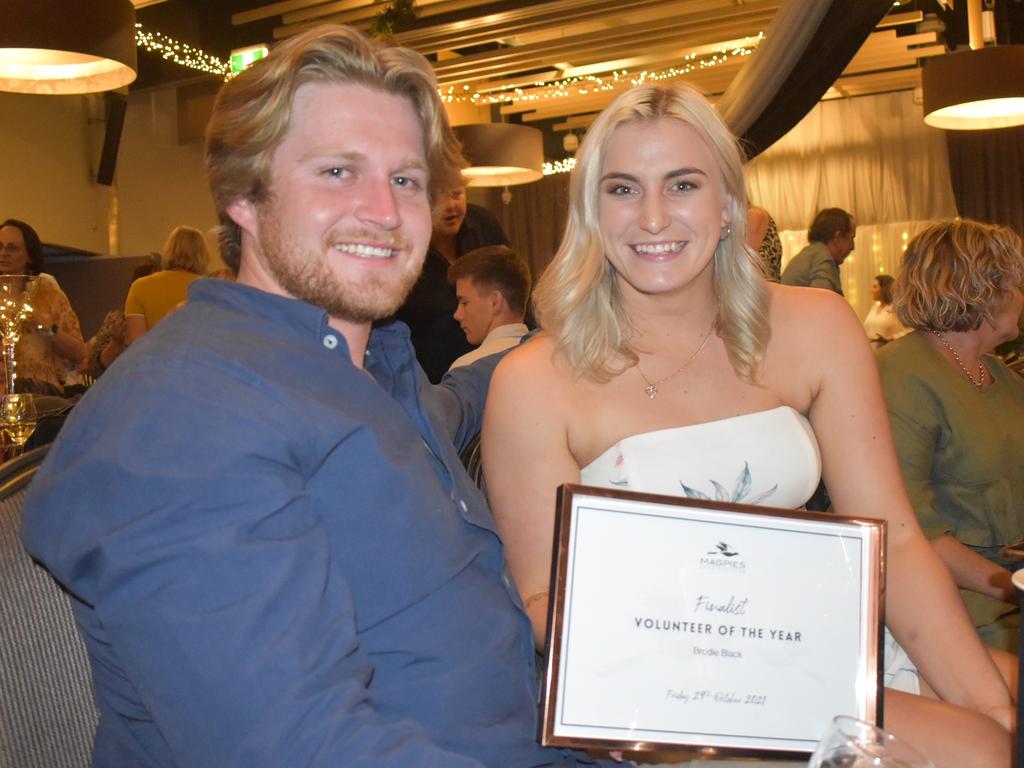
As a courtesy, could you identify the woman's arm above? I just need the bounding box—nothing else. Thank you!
[932,535,1018,604]
[125,314,148,343]
[49,291,87,364]
[482,337,578,649]
[796,292,1013,726]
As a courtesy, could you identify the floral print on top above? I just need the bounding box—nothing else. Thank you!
[579,406,819,510]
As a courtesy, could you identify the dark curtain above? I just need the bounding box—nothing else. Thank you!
[946,126,1024,236]
[733,0,895,159]
[481,0,897,277]
[476,175,570,280]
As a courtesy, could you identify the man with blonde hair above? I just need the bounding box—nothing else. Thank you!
[23,25,593,768]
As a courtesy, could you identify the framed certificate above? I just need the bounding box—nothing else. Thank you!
[540,484,886,760]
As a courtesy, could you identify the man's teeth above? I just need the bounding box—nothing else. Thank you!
[633,242,683,254]
[334,243,394,258]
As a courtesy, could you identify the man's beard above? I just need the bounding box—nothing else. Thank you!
[255,204,423,323]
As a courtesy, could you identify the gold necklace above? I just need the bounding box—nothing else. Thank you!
[637,320,715,399]
[930,330,986,390]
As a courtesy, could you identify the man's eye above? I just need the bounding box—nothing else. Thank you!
[322,167,349,179]
[393,176,422,189]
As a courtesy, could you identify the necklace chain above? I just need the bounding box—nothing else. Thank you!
[636,320,715,399]
[930,330,986,390]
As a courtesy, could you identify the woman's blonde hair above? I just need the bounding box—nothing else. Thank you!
[161,226,209,274]
[895,218,1024,332]
[532,84,769,382]
[205,25,464,270]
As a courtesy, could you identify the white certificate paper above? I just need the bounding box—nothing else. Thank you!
[541,485,885,758]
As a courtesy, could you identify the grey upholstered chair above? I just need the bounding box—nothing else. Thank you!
[0,445,98,767]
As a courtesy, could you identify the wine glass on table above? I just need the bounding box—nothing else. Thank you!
[807,715,934,767]
[1,393,37,457]
[0,274,39,395]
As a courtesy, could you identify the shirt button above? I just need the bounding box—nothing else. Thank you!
[322,334,338,350]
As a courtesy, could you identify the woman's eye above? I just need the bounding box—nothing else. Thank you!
[605,184,634,196]
[672,180,698,192]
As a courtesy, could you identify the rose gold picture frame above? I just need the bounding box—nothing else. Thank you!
[540,483,886,761]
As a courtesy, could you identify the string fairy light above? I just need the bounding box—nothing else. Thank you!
[132,23,761,122]
[543,157,576,175]
[438,34,763,108]
[134,23,232,78]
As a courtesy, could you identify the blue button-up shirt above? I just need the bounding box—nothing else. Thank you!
[22,280,589,768]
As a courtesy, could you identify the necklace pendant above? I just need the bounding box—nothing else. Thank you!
[644,383,658,399]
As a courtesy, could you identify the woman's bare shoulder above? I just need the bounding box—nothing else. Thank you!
[767,281,862,339]
[494,331,566,384]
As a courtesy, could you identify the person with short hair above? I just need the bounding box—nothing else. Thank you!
[22,25,599,768]
[124,225,210,341]
[878,218,1024,654]
[447,244,530,370]
[483,83,1014,768]
[395,185,511,382]
[0,218,85,396]
[781,207,856,295]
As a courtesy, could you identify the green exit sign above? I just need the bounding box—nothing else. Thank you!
[230,45,269,74]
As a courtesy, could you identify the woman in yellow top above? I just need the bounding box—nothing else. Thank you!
[125,226,209,342]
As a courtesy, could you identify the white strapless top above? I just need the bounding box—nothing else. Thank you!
[579,406,821,509]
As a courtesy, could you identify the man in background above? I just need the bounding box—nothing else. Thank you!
[448,245,530,370]
[22,25,596,768]
[781,207,856,295]
[396,185,509,382]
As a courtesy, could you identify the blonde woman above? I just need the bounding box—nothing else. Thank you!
[124,225,209,341]
[483,84,1014,767]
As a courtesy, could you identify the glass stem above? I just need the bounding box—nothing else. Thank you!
[3,341,14,395]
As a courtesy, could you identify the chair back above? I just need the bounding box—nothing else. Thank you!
[0,445,98,767]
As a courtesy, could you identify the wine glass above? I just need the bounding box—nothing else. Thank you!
[1,393,37,457]
[807,715,934,767]
[0,274,39,395]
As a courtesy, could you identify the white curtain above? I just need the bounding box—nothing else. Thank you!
[745,90,959,320]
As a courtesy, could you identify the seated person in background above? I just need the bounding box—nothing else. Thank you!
[781,207,856,295]
[80,310,128,379]
[125,225,209,342]
[877,219,1024,654]
[745,204,782,281]
[0,219,86,396]
[395,185,510,382]
[864,273,909,347]
[447,245,531,370]
[482,83,1015,768]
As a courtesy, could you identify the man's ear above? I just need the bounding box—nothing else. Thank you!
[227,197,259,240]
[489,290,505,316]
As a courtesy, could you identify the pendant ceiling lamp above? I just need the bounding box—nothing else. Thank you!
[0,0,137,95]
[453,123,544,187]
[923,45,1024,130]
[922,0,1024,130]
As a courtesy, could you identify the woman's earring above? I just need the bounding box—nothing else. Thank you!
[720,224,732,241]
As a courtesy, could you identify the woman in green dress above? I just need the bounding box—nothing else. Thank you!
[877,218,1024,653]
